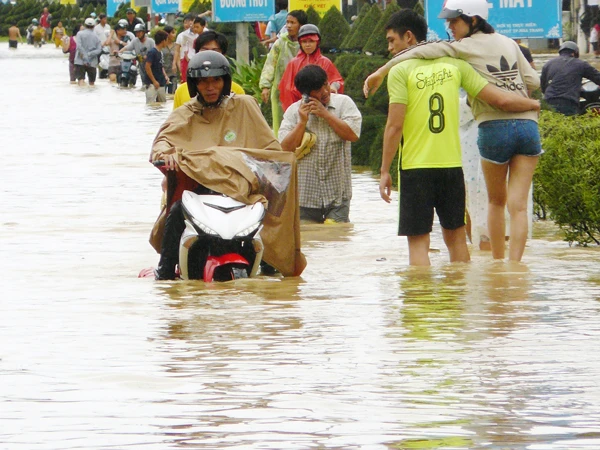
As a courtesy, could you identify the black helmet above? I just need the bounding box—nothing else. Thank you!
[187,50,232,106]
[298,24,321,40]
[559,41,579,58]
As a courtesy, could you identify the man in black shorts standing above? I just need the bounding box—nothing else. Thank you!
[8,23,23,49]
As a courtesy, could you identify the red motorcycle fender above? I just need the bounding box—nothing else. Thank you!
[204,253,249,282]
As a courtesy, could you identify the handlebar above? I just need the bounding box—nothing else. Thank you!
[153,160,165,167]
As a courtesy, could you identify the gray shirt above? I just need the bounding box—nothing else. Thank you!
[74,28,102,67]
[122,36,155,59]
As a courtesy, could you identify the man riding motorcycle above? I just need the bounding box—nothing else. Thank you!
[149,51,306,280]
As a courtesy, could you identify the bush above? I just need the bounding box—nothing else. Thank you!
[306,5,320,26]
[319,6,350,52]
[535,110,600,246]
[340,3,370,50]
[344,55,387,107]
[352,113,386,166]
[333,53,363,79]
[230,47,266,101]
[342,4,381,52]
[363,3,401,56]
[367,124,398,186]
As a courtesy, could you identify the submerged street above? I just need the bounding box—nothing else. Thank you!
[1,45,600,449]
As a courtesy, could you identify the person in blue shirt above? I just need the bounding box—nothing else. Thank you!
[145,30,169,103]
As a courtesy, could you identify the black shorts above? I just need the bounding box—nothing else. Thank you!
[75,65,97,83]
[398,167,465,236]
[9,40,17,48]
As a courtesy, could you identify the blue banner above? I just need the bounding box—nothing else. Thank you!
[213,0,274,23]
[107,0,126,17]
[152,0,180,14]
[425,0,562,40]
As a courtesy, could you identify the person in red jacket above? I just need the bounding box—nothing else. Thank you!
[278,24,344,112]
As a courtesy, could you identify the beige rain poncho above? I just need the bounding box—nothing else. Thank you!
[149,94,306,277]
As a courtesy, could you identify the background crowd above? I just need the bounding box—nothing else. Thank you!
[6,0,600,263]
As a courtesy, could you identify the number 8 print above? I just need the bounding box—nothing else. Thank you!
[428,93,445,134]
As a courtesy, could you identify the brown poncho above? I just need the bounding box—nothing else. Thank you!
[149,95,306,277]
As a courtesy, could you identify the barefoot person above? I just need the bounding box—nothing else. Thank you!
[379,9,540,266]
[366,0,541,262]
[8,23,23,49]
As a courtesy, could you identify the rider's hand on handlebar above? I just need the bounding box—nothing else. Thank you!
[163,154,179,171]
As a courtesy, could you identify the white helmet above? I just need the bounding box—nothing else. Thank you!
[438,0,490,21]
[84,17,95,27]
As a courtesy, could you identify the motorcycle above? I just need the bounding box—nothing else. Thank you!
[580,80,600,114]
[98,46,110,79]
[116,51,138,88]
[146,162,266,282]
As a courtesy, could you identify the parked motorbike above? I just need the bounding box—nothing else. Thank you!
[148,162,266,282]
[98,46,110,79]
[116,51,138,88]
[580,80,600,114]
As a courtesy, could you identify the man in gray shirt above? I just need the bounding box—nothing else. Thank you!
[120,24,155,86]
[75,18,103,86]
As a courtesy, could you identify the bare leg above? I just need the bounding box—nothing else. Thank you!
[442,226,470,263]
[506,155,539,261]
[407,234,431,266]
[481,160,509,259]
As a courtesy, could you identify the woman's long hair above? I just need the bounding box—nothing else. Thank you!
[461,14,495,37]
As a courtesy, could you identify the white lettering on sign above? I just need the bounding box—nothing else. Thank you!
[499,0,532,7]
[249,0,265,6]
[220,0,247,7]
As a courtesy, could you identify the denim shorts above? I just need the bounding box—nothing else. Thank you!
[477,119,542,164]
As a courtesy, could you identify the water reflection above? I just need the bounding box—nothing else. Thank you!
[2,46,600,449]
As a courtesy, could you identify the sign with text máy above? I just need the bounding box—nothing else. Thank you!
[424,0,562,40]
[152,0,179,14]
[213,0,275,22]
[289,0,342,17]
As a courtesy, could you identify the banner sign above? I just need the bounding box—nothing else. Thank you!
[152,0,179,14]
[289,0,342,17]
[425,0,562,40]
[107,0,126,17]
[213,0,275,22]
[181,0,195,12]
[59,0,77,4]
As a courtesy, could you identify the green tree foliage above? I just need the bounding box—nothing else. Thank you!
[363,3,401,55]
[188,0,211,16]
[333,53,362,78]
[212,22,267,61]
[340,3,370,50]
[343,55,386,107]
[306,5,320,26]
[230,47,266,101]
[319,6,350,52]
[341,3,381,52]
[534,111,600,246]
[413,1,424,16]
[352,113,386,166]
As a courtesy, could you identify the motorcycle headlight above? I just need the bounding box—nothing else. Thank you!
[192,217,218,236]
[236,222,261,237]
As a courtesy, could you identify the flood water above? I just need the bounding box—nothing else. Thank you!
[2,45,600,449]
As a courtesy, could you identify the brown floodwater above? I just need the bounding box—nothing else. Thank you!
[1,45,600,449]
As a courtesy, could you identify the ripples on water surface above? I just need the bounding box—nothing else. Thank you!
[1,46,600,449]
